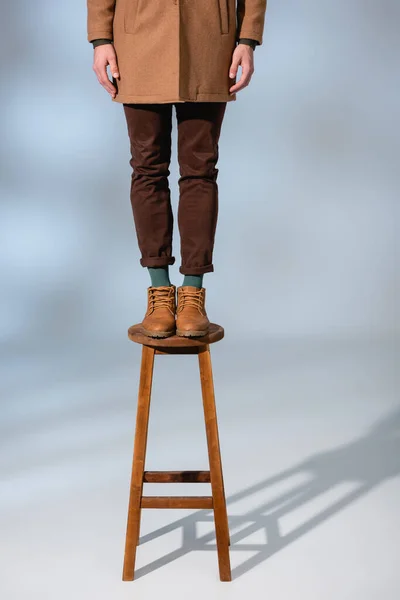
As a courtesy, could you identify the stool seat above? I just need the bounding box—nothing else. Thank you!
[122,321,231,582]
[128,322,224,348]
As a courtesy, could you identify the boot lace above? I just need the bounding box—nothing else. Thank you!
[177,288,205,313]
[148,287,174,312]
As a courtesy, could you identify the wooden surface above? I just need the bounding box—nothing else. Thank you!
[122,345,155,581]
[127,322,224,348]
[141,496,213,509]
[143,470,211,483]
[199,345,232,581]
[122,341,231,582]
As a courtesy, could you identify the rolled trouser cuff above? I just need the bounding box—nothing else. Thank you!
[140,256,176,267]
[179,263,214,275]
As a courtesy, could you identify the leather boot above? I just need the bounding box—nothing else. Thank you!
[141,285,176,338]
[176,286,210,337]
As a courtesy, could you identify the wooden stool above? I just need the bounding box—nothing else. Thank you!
[122,323,231,582]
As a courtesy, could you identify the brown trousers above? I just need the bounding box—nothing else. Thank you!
[123,102,227,275]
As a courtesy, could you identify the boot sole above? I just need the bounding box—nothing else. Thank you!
[176,329,209,338]
[141,328,175,338]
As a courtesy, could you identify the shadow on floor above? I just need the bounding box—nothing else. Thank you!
[131,407,400,580]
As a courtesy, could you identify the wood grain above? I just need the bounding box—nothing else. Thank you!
[122,323,230,581]
[141,496,213,509]
[198,344,231,581]
[122,344,155,581]
[143,471,211,483]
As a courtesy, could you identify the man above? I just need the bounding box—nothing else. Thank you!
[87,0,267,338]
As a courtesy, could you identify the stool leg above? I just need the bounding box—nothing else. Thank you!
[198,345,231,582]
[122,344,155,581]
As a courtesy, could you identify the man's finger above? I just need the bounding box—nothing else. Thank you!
[95,65,116,95]
[109,59,120,79]
[229,56,240,79]
[100,77,117,95]
[229,74,251,93]
[229,65,253,94]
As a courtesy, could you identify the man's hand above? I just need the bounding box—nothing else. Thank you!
[229,44,255,94]
[92,44,120,98]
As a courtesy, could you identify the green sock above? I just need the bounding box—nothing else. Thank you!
[182,274,204,288]
[148,266,171,287]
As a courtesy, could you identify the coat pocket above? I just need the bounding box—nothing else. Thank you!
[217,0,229,34]
[124,0,140,34]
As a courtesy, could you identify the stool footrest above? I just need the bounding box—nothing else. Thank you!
[141,496,213,509]
[143,470,211,483]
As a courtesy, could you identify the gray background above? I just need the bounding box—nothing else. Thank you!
[1,1,398,598]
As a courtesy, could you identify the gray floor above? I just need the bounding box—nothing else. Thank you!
[1,334,398,599]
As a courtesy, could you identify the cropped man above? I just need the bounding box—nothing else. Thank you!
[87,0,267,337]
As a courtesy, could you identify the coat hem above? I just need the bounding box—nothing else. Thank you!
[112,92,237,104]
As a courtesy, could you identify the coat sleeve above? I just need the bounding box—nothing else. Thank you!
[236,0,267,45]
[87,0,116,42]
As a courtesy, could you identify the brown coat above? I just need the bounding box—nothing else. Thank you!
[87,0,267,104]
